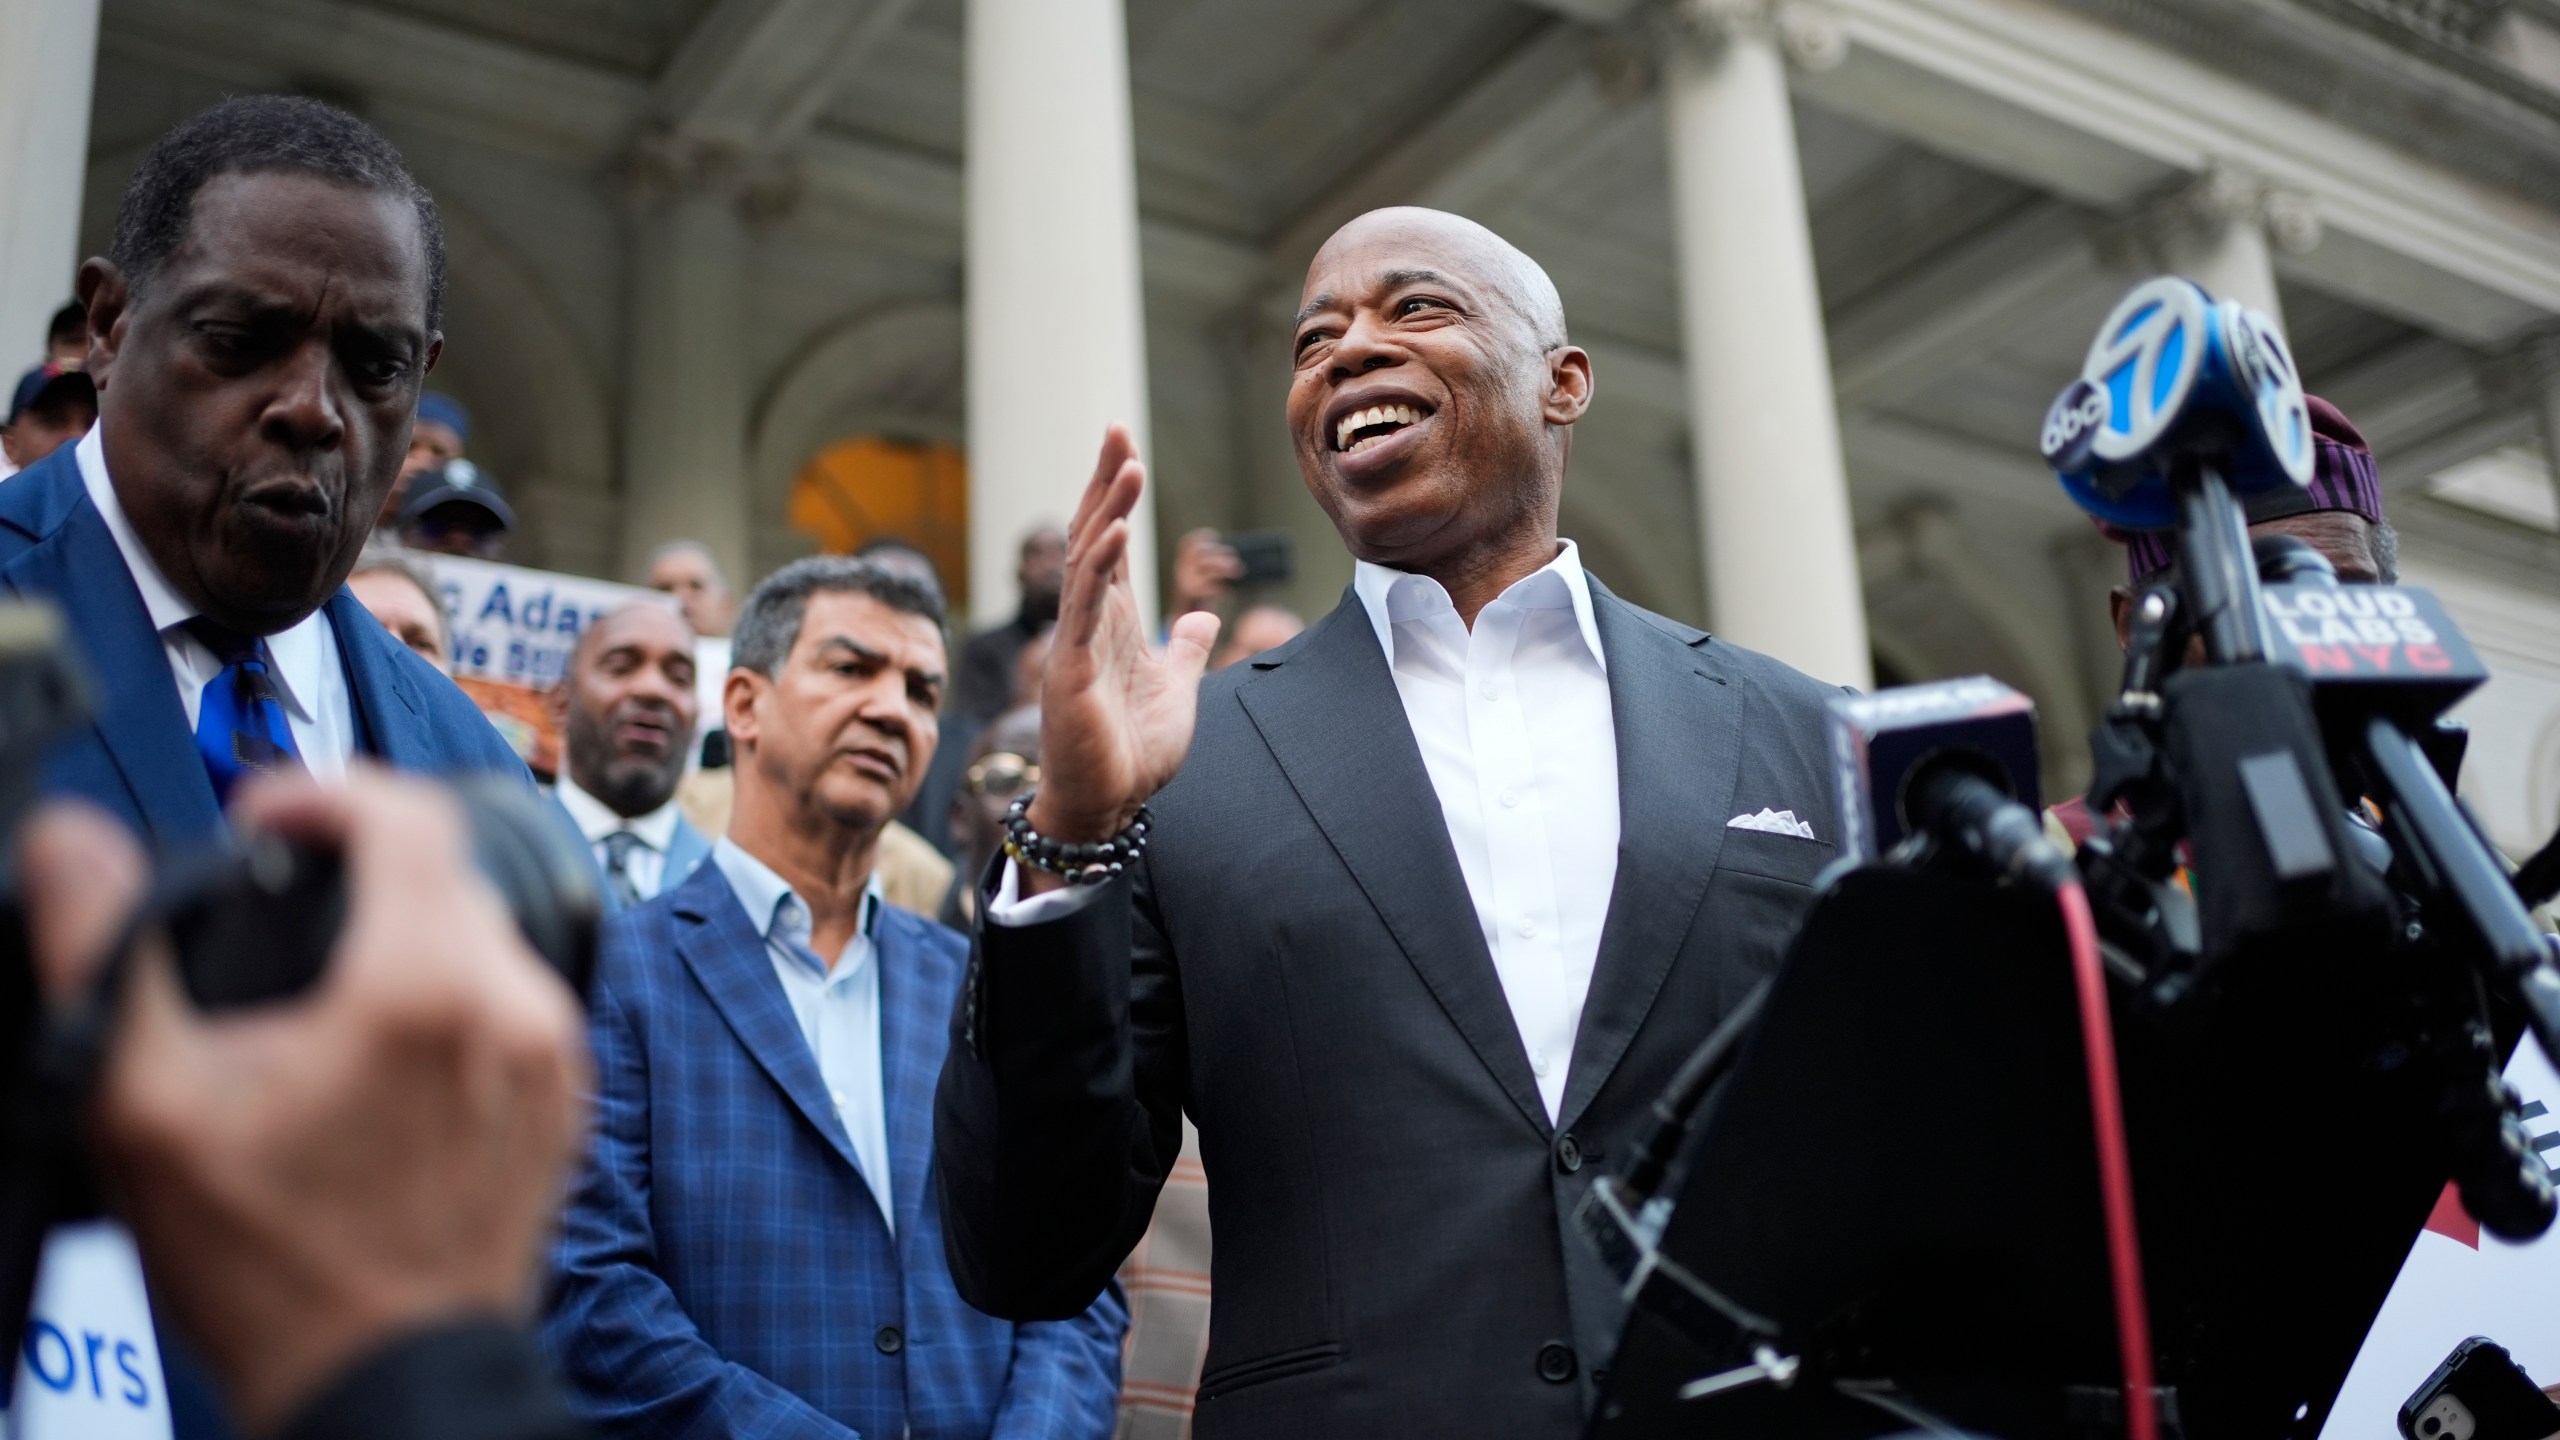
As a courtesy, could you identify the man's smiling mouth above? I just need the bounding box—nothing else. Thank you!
[1334,403,1429,453]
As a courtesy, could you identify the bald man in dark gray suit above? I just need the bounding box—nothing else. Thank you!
[937,209,1844,1439]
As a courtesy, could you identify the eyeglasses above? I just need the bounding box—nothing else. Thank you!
[965,752,1039,798]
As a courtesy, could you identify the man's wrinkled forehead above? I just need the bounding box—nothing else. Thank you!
[1296,210,1562,345]
[157,176,429,330]
[576,601,692,668]
[1300,223,1496,318]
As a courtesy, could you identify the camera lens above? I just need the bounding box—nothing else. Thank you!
[2425,1415,2441,1435]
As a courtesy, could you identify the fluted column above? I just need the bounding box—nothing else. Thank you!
[618,136,789,587]
[965,0,1156,629]
[0,0,101,365]
[2525,334,2560,525]
[1664,0,1871,688]
[2132,163,2321,329]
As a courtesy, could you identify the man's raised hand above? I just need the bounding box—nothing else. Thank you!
[1025,425,1220,874]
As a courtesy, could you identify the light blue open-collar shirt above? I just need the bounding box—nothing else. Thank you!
[708,837,897,1232]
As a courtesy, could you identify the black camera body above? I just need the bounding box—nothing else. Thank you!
[0,598,600,1360]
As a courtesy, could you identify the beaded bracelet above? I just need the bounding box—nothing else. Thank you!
[1002,790,1153,885]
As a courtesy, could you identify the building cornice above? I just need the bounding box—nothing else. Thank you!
[2053,0,2560,207]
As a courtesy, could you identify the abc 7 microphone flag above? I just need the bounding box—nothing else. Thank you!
[2042,274,2315,526]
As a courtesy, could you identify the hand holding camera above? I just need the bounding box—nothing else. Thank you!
[18,771,593,1435]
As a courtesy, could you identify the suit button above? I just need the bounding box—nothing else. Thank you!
[875,1325,904,1355]
[1537,1341,1578,1384]
[1555,1133,1584,1174]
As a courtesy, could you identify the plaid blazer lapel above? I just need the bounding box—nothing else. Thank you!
[668,866,865,1175]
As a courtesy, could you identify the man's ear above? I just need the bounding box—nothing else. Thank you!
[1542,345,1593,427]
[75,259,129,390]
[2109,585,2135,653]
[422,334,443,377]
[722,668,762,750]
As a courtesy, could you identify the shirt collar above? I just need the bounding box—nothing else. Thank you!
[554,771,683,852]
[78,426,328,723]
[710,837,883,973]
[1350,538,1606,674]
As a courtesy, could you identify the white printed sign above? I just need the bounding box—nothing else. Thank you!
[423,554,667,691]
[2321,1041,2560,1438]
[5,1221,171,1439]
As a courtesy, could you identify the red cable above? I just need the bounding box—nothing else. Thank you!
[2058,878,2160,1440]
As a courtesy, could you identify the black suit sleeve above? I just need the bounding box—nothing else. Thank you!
[274,1321,588,1440]
[935,859,1189,1321]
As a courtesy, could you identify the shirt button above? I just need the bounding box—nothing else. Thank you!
[1516,917,1538,939]
[874,1324,904,1355]
[1500,789,1520,808]
[1531,1052,1550,1078]
[1478,680,1498,700]
[831,1089,849,1108]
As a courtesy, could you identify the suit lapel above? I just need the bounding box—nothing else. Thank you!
[872,912,939,1240]
[669,866,866,1176]
[665,816,714,893]
[327,591,416,762]
[1236,595,1551,1138]
[3,498,222,849]
[1556,584,1744,1134]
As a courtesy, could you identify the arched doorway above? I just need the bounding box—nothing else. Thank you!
[790,435,972,611]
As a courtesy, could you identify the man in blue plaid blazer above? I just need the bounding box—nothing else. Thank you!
[543,557,1125,1438]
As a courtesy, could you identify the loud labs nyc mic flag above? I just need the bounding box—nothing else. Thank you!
[2322,1041,2560,1438]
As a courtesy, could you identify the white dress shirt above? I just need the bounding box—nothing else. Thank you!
[553,772,683,901]
[993,540,1621,1123]
[75,426,354,779]
[709,838,898,1231]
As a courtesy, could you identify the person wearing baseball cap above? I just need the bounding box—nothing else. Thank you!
[397,455,514,559]
[2106,392,2395,647]
[2052,393,2395,845]
[378,389,470,530]
[1,361,98,477]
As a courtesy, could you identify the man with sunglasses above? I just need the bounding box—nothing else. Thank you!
[397,457,512,559]
[940,705,1041,929]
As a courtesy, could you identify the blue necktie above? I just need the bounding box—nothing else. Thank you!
[600,831,647,909]
[187,618,303,804]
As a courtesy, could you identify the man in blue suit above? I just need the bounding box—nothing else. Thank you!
[0,95,529,1440]
[549,600,714,910]
[0,95,524,855]
[544,556,1125,1438]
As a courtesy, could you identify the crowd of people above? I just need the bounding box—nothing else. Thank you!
[0,85,2433,1440]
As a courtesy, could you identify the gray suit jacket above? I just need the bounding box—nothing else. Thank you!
[936,581,1846,1440]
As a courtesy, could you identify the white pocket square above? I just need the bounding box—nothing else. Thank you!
[1726,807,1817,840]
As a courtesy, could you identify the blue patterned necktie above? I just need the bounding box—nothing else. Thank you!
[600,830,647,909]
[186,617,303,804]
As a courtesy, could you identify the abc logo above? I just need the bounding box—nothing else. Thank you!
[2041,380,2108,469]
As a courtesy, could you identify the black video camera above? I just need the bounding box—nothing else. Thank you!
[0,598,601,1356]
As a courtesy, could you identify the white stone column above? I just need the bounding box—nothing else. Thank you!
[1663,0,1872,689]
[0,0,101,364]
[2528,339,2560,524]
[2135,163,2321,331]
[618,140,756,588]
[964,0,1156,630]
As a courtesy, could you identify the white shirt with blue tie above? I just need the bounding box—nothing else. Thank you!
[74,425,354,777]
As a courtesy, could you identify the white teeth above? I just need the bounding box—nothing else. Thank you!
[1334,403,1425,452]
